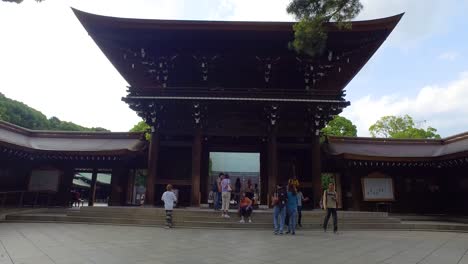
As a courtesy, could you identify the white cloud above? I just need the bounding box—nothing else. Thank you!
[438,51,460,61]
[358,0,464,48]
[342,71,468,137]
[210,0,293,21]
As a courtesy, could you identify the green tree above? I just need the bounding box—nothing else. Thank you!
[0,93,109,132]
[130,121,151,140]
[287,0,363,57]
[369,115,441,139]
[321,115,357,137]
[321,173,335,191]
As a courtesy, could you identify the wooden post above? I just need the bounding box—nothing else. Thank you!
[146,128,160,206]
[351,172,361,210]
[109,167,128,206]
[191,128,202,206]
[311,134,322,208]
[267,131,278,206]
[88,168,98,206]
[59,167,75,207]
[126,169,135,205]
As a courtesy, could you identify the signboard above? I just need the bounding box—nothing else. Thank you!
[362,176,394,201]
[28,169,61,192]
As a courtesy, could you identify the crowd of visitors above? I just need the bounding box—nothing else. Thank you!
[161,174,339,233]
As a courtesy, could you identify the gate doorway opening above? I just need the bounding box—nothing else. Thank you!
[209,152,261,207]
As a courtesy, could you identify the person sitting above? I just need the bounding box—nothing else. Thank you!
[71,190,83,207]
[238,192,253,223]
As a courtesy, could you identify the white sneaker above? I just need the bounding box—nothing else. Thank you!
[221,214,225,218]
[239,219,245,223]
[248,218,252,223]
[224,214,230,218]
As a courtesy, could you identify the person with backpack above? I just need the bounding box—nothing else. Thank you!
[271,184,287,235]
[323,182,339,233]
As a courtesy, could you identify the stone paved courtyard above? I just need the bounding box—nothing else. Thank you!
[0,223,467,264]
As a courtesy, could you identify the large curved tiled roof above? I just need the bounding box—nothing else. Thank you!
[0,121,146,154]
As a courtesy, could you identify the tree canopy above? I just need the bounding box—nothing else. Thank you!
[287,0,363,57]
[369,115,441,139]
[0,93,109,132]
[130,121,151,140]
[321,115,357,137]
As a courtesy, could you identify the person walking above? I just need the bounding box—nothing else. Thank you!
[221,174,232,218]
[272,184,287,235]
[323,182,339,233]
[286,183,298,235]
[161,184,177,228]
[238,192,253,223]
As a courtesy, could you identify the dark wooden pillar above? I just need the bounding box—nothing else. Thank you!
[88,168,98,206]
[267,132,278,206]
[350,170,362,211]
[146,128,160,205]
[311,134,322,208]
[191,128,202,206]
[126,169,135,205]
[109,167,127,206]
[201,145,210,204]
[58,167,74,207]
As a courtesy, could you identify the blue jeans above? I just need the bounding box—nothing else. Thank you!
[214,192,221,210]
[273,206,286,233]
[288,207,298,233]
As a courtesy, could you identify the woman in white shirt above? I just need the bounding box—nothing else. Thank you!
[161,184,177,228]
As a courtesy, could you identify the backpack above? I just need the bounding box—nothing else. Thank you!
[277,189,287,207]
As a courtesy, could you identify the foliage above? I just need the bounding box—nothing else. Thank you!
[369,115,441,139]
[321,173,335,191]
[287,0,363,56]
[130,121,151,141]
[0,93,109,132]
[321,115,357,137]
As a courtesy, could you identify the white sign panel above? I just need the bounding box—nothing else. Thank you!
[362,177,394,201]
[28,170,61,192]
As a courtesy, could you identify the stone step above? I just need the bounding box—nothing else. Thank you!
[5,213,400,227]
[65,211,400,223]
[7,214,468,232]
[78,206,387,215]
[72,208,390,219]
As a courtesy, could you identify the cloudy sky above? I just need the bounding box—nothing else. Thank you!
[1,0,467,137]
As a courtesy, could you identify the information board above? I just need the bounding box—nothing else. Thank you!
[28,170,61,192]
[362,177,394,201]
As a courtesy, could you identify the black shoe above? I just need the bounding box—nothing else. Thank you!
[298,223,302,227]
[292,232,295,235]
